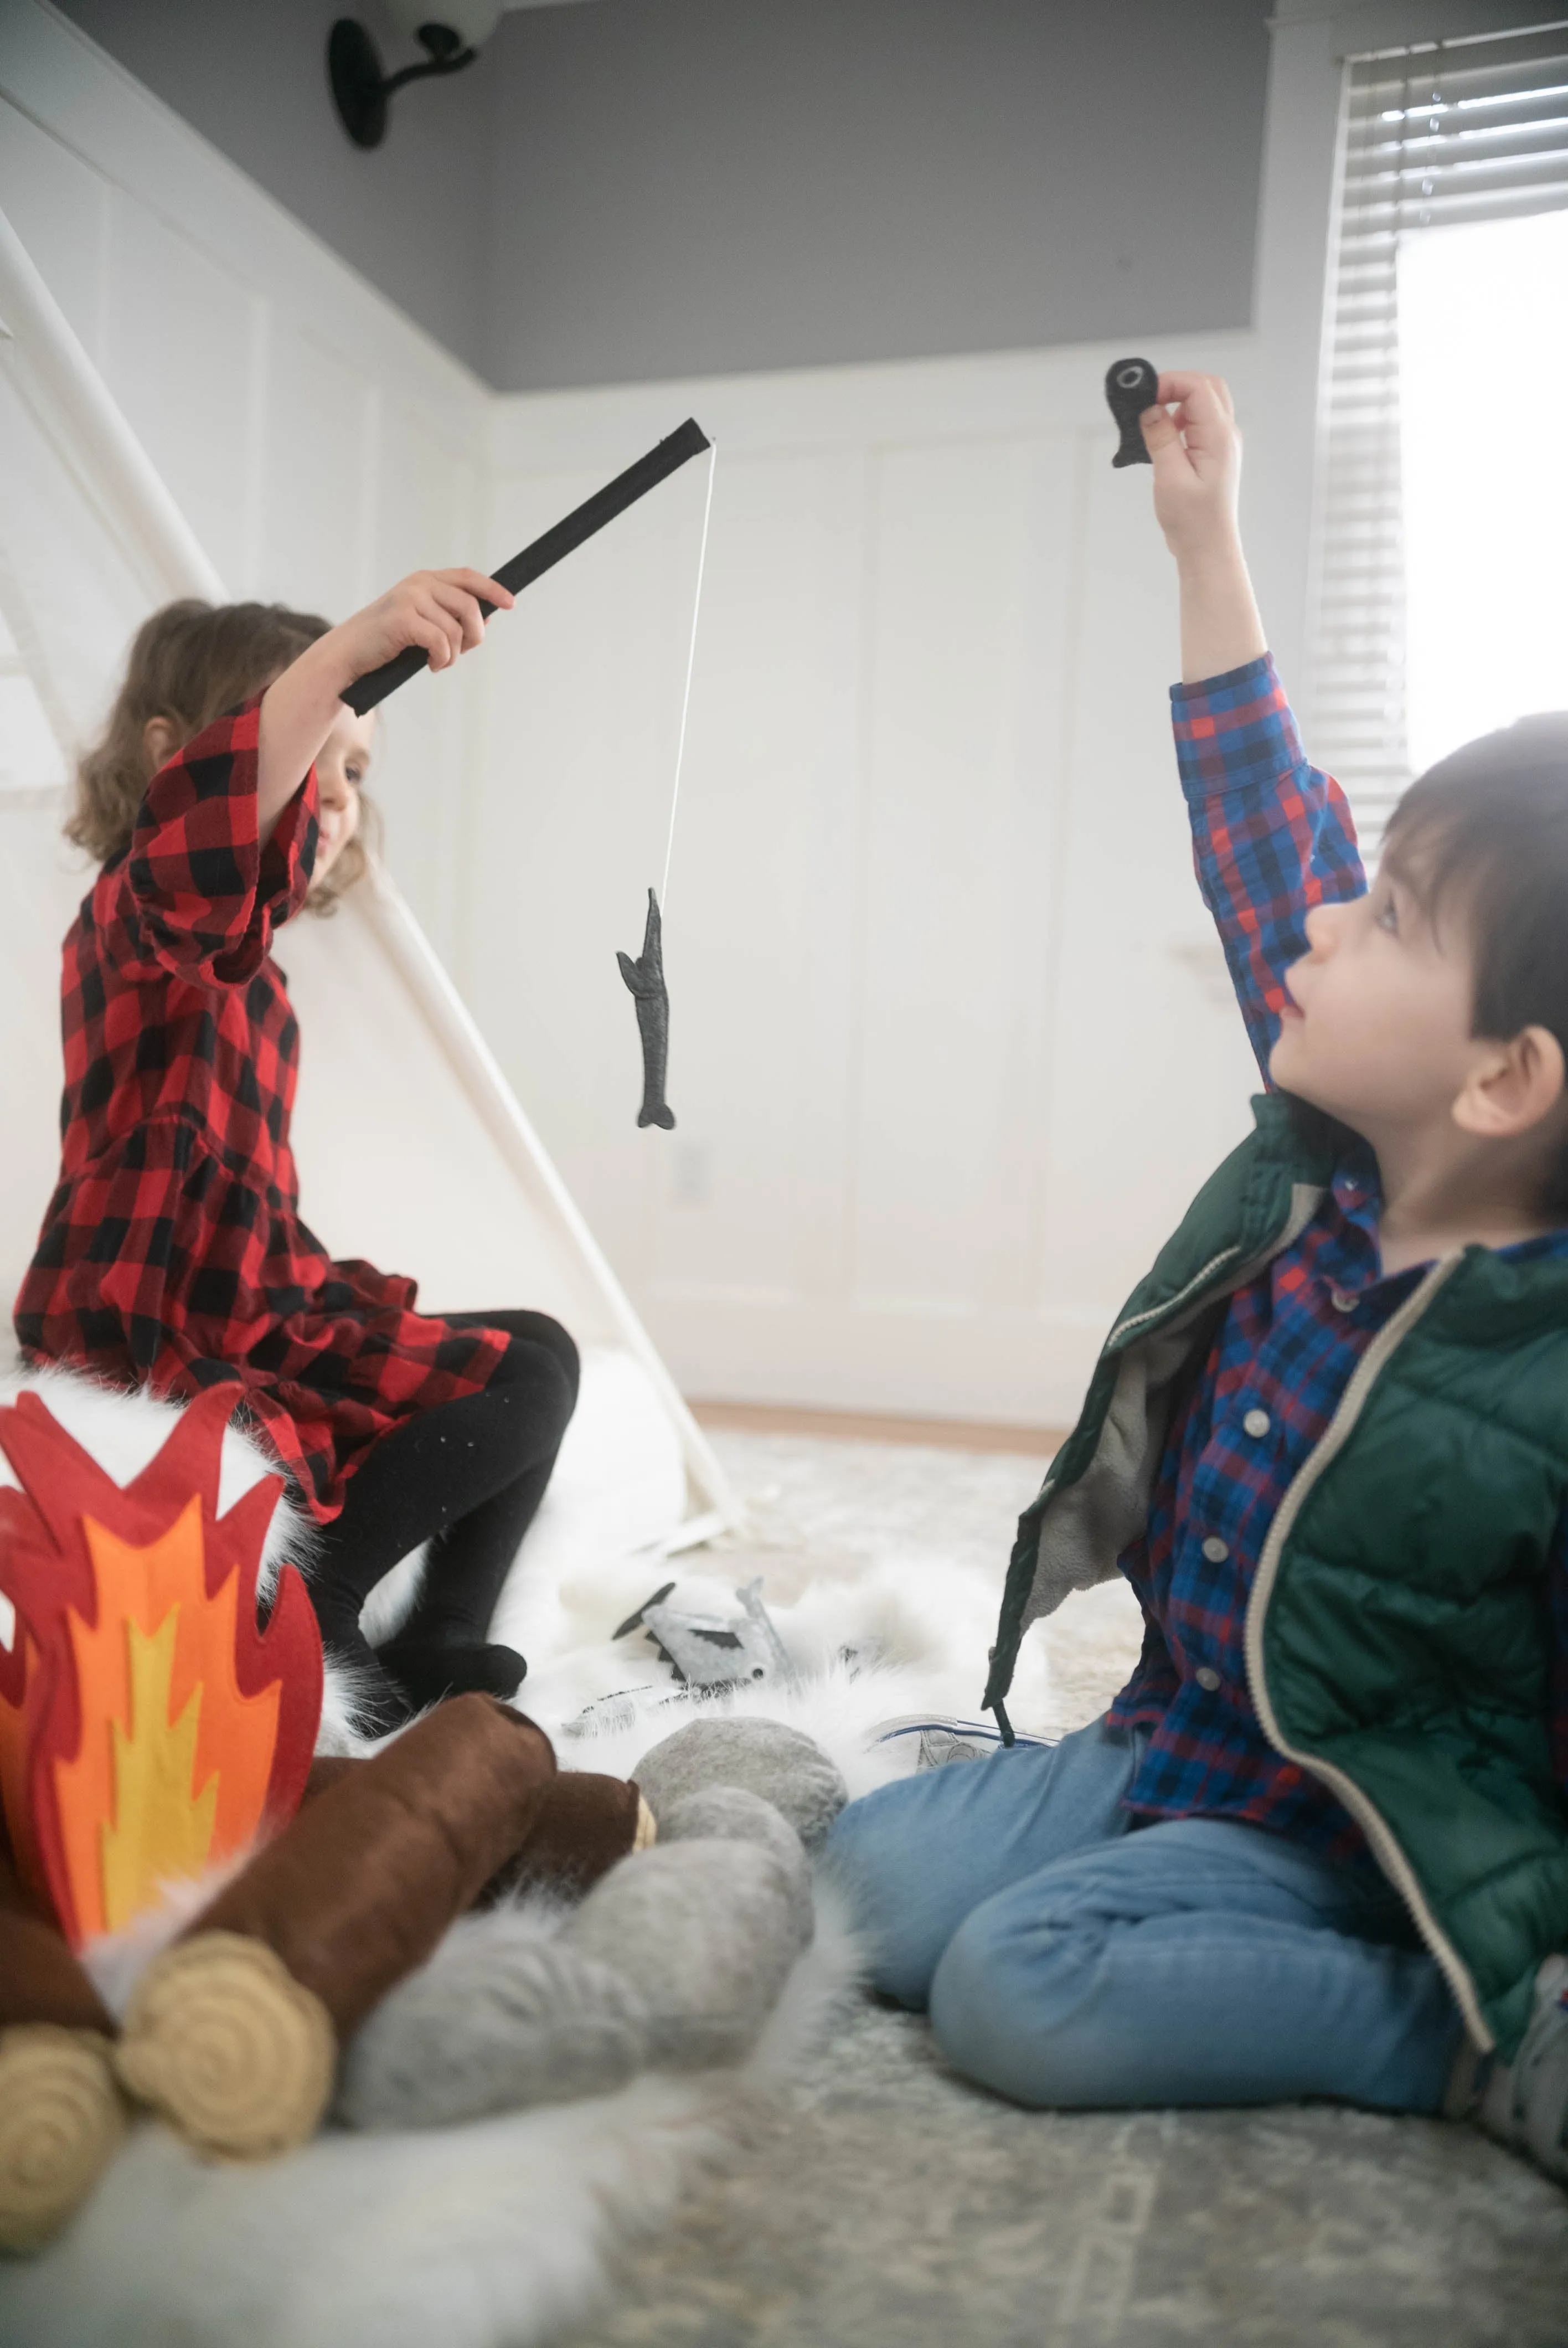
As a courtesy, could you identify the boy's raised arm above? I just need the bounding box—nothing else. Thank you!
[1141,372,1363,1080]
[1143,373,1267,683]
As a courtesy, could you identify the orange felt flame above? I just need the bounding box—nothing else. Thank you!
[51,1499,286,1938]
[0,1385,321,1947]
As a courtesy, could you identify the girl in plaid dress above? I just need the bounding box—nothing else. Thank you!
[16,573,581,1733]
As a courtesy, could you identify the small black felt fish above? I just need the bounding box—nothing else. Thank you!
[617,888,676,1130]
[1105,356,1159,468]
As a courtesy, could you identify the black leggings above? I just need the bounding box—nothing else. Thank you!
[306,1309,580,1725]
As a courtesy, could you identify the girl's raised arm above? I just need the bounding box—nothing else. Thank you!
[256,568,513,838]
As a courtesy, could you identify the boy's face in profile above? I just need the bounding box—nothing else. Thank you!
[1270,856,1479,1137]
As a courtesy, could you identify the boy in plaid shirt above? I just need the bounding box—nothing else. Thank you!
[827,373,1568,2185]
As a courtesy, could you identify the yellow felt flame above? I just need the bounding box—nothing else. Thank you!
[50,1495,282,1942]
[100,1606,219,1933]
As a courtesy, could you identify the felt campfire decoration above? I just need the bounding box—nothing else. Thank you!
[0,1386,649,2253]
[0,1384,322,1949]
[0,1382,319,2248]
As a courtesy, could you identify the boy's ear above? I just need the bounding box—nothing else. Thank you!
[1451,1025,1567,1140]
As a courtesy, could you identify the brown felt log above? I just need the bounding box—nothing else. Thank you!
[0,2027,128,2253]
[115,1696,558,2157]
[114,1932,336,2161]
[302,1753,357,1804]
[306,1747,647,1904]
[486,1771,649,1901]
[0,1839,127,2251]
[186,1693,557,2031]
[0,1835,116,2037]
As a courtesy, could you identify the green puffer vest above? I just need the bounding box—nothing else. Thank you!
[984,1091,1568,2057]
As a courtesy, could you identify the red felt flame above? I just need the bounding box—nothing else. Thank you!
[0,1384,321,1946]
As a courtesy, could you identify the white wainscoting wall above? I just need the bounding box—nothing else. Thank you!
[470,354,1266,1425]
[3,0,1371,1427]
[0,0,489,971]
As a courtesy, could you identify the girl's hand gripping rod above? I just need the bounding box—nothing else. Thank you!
[341,417,712,714]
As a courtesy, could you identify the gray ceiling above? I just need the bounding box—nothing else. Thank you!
[55,0,1275,391]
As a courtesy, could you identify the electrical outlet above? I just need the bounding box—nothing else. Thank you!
[672,1141,711,1207]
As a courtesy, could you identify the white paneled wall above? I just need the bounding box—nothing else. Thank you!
[471,354,1267,1427]
[0,1,488,967]
[2,0,1291,1429]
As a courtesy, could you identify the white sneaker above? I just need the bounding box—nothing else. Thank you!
[1474,1953,1568,2184]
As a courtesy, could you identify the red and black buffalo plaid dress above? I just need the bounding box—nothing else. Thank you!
[14,701,512,1520]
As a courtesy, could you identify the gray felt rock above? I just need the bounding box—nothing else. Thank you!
[337,1914,650,2131]
[658,1785,815,1946]
[564,1839,804,2071]
[633,1717,848,1850]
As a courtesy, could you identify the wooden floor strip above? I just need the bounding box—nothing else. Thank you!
[686,1399,1062,1457]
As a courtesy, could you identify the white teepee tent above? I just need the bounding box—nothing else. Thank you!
[0,203,741,1567]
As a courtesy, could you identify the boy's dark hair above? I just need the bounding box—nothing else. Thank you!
[70,599,377,913]
[1384,710,1568,1212]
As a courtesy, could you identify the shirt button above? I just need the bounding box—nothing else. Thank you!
[1243,1408,1271,1439]
[1201,1535,1230,1563]
[1195,1666,1222,1692]
[1330,1288,1358,1312]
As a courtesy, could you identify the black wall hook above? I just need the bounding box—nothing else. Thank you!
[329,18,478,150]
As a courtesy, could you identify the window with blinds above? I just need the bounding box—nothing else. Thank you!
[1307,20,1568,847]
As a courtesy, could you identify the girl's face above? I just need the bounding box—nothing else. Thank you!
[142,699,375,884]
[313,703,374,882]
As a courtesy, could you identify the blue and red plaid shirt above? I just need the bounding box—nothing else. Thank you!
[1106,653,1568,1860]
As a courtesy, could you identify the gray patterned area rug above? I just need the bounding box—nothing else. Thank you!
[565,1429,1568,2348]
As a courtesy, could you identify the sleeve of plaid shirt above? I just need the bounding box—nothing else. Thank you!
[1171,652,1364,1080]
[121,698,319,988]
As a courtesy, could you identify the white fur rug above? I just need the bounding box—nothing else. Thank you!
[0,1365,1143,2347]
[0,1892,862,2348]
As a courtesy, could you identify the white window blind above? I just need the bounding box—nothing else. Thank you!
[1307,20,1568,846]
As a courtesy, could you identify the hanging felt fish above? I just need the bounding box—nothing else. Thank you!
[617,888,676,1130]
[621,432,715,1132]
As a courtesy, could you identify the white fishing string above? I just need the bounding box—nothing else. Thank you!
[659,439,716,916]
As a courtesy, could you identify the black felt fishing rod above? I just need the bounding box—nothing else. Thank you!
[342,416,712,714]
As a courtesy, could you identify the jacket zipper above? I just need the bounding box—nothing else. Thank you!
[1240,1252,1490,2046]
[1107,1183,1325,1352]
[1107,1246,1244,1349]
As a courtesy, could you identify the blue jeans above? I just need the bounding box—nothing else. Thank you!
[824,1714,1462,2112]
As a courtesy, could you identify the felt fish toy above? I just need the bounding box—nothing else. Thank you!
[612,1576,795,1691]
[1105,356,1159,467]
[617,889,677,1131]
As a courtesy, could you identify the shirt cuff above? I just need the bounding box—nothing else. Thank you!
[1169,652,1308,807]
[1169,652,1280,710]
[260,766,322,921]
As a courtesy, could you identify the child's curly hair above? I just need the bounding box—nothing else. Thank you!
[69,599,378,913]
